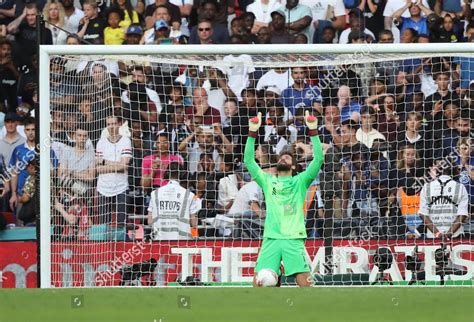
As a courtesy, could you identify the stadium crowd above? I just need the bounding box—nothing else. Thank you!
[0,0,472,241]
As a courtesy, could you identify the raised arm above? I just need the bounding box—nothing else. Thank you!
[300,111,324,186]
[244,112,265,185]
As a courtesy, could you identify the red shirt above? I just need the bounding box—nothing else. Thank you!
[142,154,184,188]
[185,105,221,125]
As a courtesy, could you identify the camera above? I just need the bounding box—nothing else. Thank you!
[405,246,422,272]
[434,243,450,268]
[58,175,88,196]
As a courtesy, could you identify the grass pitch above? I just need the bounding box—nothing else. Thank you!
[1,287,472,322]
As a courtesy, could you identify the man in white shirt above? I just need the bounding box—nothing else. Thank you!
[96,115,132,225]
[60,0,84,32]
[339,8,375,44]
[147,162,201,240]
[256,67,294,93]
[290,0,346,42]
[419,163,469,239]
[383,0,430,42]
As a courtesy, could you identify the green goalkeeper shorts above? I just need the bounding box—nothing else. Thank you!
[254,238,310,277]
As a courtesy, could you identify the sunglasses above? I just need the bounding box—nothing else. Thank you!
[198,28,211,32]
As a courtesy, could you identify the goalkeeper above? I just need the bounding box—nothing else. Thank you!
[245,111,324,287]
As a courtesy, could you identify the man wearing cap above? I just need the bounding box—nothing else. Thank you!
[153,19,172,44]
[275,0,312,43]
[339,8,375,44]
[124,24,143,45]
[268,9,295,44]
[245,111,324,287]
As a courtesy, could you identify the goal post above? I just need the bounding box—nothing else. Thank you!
[39,43,474,288]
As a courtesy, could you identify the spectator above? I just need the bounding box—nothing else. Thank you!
[95,115,132,225]
[263,102,297,154]
[192,0,233,27]
[60,0,84,32]
[275,0,312,43]
[389,143,425,237]
[57,125,95,193]
[185,87,222,125]
[141,132,184,191]
[228,178,266,238]
[339,8,375,44]
[356,106,387,150]
[147,162,200,240]
[256,67,294,93]
[392,111,432,166]
[441,109,472,157]
[65,33,81,44]
[425,71,458,117]
[0,37,18,112]
[104,7,126,45]
[321,26,336,44]
[194,19,215,44]
[43,0,71,45]
[318,103,342,147]
[337,85,361,123]
[77,0,107,43]
[179,126,221,174]
[373,94,400,143]
[347,30,368,44]
[189,0,229,44]
[281,67,322,117]
[111,0,140,28]
[456,137,473,210]
[268,8,295,44]
[217,155,244,213]
[378,29,395,43]
[141,5,173,44]
[123,24,143,44]
[430,13,463,43]
[383,0,430,43]
[257,26,271,44]
[246,0,281,34]
[16,157,37,225]
[392,0,433,37]
[359,0,385,40]
[0,0,16,26]
[145,0,181,30]
[7,3,52,68]
[8,117,36,215]
[307,0,346,43]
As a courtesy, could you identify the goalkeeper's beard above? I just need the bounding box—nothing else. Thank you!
[276,162,292,172]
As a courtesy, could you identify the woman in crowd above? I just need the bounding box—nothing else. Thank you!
[43,0,71,45]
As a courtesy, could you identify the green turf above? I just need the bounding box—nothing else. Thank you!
[1,287,472,322]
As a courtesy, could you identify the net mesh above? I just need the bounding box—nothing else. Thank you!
[47,51,473,287]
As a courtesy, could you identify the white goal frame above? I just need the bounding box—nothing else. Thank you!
[39,43,474,288]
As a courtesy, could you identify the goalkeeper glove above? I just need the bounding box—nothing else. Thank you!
[305,110,318,130]
[249,112,262,132]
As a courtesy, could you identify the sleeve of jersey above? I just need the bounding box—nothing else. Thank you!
[244,136,266,186]
[418,184,429,216]
[301,135,324,187]
[121,138,133,157]
[457,185,469,217]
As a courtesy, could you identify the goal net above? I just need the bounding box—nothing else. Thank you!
[39,44,474,287]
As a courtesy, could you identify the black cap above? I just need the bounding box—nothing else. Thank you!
[349,8,363,17]
[4,112,19,122]
[348,30,367,42]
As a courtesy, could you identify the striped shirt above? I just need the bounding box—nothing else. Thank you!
[418,175,469,238]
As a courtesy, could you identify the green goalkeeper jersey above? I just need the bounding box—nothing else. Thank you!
[244,135,324,239]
